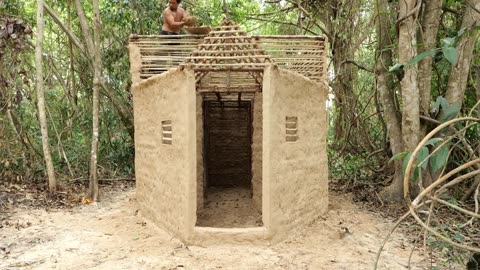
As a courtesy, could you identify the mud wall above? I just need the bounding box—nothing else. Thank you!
[133,68,196,241]
[251,93,263,211]
[262,65,329,240]
[196,94,204,210]
[128,44,141,85]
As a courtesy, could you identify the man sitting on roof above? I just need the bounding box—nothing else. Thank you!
[161,0,188,35]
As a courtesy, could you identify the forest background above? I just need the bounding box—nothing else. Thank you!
[1,0,480,265]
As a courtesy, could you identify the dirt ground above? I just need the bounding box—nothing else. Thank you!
[196,187,262,228]
[0,186,430,270]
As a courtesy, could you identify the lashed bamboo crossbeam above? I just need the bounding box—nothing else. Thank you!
[260,45,324,49]
[274,58,323,62]
[201,83,260,88]
[135,40,200,44]
[142,56,191,61]
[194,63,268,67]
[187,55,270,60]
[201,79,259,85]
[202,75,260,82]
[197,86,261,93]
[196,42,257,48]
[192,49,265,55]
[211,25,241,30]
[130,34,204,38]
[209,30,246,34]
[252,35,325,41]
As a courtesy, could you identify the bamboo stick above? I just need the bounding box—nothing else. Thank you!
[197,86,261,93]
[187,55,270,60]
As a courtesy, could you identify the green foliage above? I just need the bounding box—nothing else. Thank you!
[432,96,461,123]
[390,30,462,73]
[390,137,450,181]
[328,150,373,179]
[442,45,458,65]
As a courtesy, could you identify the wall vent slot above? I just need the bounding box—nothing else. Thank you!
[285,116,298,142]
[162,120,172,145]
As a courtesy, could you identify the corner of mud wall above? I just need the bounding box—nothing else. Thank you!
[133,67,197,242]
[196,93,204,211]
[262,65,329,242]
[252,92,263,212]
[128,43,141,86]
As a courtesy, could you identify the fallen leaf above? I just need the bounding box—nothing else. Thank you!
[81,197,93,204]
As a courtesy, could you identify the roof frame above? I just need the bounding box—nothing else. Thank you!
[182,18,271,94]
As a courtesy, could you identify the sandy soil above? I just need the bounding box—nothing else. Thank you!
[196,187,262,228]
[0,187,429,270]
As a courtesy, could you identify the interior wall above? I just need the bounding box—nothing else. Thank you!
[262,65,329,241]
[133,67,196,241]
[251,93,263,212]
[204,101,252,187]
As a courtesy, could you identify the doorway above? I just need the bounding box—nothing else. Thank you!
[196,100,262,228]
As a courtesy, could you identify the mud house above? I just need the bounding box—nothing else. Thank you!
[128,19,329,244]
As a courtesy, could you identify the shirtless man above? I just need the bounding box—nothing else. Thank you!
[161,0,188,35]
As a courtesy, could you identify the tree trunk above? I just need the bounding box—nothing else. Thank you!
[332,43,358,148]
[74,0,95,58]
[476,66,480,109]
[398,0,421,151]
[375,0,404,202]
[398,0,422,199]
[445,0,480,106]
[324,0,360,150]
[417,0,443,187]
[67,0,78,108]
[418,0,442,121]
[36,0,57,192]
[89,0,102,201]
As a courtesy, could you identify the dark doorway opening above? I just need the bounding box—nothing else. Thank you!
[196,100,262,228]
[205,101,252,188]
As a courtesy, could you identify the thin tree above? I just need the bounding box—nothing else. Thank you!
[35,0,57,192]
[89,0,102,201]
[445,0,480,106]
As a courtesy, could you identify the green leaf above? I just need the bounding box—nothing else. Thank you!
[440,102,460,123]
[425,138,443,146]
[448,197,458,206]
[442,46,458,64]
[453,232,464,242]
[429,145,449,172]
[402,152,413,176]
[389,151,409,163]
[431,97,441,112]
[405,49,438,67]
[431,96,449,112]
[442,37,455,46]
[389,63,404,72]
[402,148,428,179]
[439,96,449,110]
[417,147,429,170]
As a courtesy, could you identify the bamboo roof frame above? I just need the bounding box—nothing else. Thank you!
[129,18,327,99]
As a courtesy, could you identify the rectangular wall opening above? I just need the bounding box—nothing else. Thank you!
[196,99,262,228]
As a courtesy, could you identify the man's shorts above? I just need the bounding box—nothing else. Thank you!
[160,30,179,35]
[160,30,180,45]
